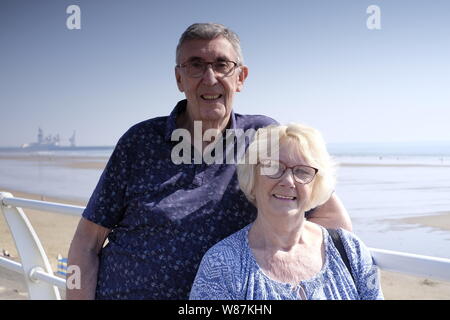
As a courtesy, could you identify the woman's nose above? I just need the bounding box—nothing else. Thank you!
[278,168,296,187]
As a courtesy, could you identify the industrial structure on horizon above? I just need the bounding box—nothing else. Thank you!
[21,128,76,149]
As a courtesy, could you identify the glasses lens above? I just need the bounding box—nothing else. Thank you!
[293,166,316,183]
[183,60,236,78]
[213,61,234,75]
[186,61,205,77]
[260,160,285,178]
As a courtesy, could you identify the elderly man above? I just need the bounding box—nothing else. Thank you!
[67,23,352,300]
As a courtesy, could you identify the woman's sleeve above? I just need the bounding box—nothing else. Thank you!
[189,246,237,300]
[340,229,384,300]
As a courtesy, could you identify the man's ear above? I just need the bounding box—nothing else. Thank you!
[236,66,249,92]
[175,66,184,92]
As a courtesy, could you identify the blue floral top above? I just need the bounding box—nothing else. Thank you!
[190,224,384,300]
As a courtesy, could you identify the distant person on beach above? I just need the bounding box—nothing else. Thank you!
[67,23,352,300]
[190,124,383,300]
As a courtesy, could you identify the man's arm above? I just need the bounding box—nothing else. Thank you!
[307,193,352,231]
[66,217,110,300]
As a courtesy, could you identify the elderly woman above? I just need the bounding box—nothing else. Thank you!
[189,124,383,300]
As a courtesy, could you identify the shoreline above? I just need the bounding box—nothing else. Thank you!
[338,162,450,168]
[2,153,450,170]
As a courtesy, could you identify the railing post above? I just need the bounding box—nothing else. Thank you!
[0,192,61,300]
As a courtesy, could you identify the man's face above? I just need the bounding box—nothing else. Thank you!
[175,36,248,125]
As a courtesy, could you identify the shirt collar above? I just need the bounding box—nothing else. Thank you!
[164,100,186,141]
[164,99,238,142]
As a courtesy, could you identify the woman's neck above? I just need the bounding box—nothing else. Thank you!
[249,211,307,252]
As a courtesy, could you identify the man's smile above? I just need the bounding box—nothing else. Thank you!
[200,94,223,101]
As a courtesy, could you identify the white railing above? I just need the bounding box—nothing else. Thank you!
[0,192,84,300]
[1,191,450,300]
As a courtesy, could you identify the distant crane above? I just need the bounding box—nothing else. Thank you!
[69,131,76,147]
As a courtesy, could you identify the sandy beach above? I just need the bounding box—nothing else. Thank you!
[0,188,82,300]
[0,187,449,300]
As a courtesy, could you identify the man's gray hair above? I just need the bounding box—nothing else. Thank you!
[176,23,244,65]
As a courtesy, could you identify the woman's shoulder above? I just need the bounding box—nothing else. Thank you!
[201,224,251,264]
[190,225,252,300]
[192,225,251,296]
[331,228,376,271]
[333,228,384,299]
[335,228,368,253]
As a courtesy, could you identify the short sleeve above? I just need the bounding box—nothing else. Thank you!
[339,229,384,300]
[189,245,237,300]
[82,130,134,228]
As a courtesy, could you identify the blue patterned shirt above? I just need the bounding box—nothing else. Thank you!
[82,100,277,299]
[189,225,384,300]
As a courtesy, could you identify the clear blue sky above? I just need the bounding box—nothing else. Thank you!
[1,0,449,147]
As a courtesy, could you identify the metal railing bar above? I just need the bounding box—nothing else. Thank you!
[370,248,450,283]
[0,257,66,290]
[1,193,450,300]
[2,196,84,217]
[0,256,23,274]
[32,268,67,290]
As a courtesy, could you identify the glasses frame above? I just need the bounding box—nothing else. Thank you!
[258,159,319,185]
[177,59,239,78]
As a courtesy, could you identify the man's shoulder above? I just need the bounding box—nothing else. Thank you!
[127,116,168,135]
[234,113,279,130]
[118,116,168,144]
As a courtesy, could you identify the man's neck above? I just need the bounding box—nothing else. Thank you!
[176,110,231,150]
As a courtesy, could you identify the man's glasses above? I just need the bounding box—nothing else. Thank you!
[177,59,239,78]
[259,159,318,184]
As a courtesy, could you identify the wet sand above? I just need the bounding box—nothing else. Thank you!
[0,154,107,170]
[396,212,450,232]
[3,153,450,170]
[1,189,450,300]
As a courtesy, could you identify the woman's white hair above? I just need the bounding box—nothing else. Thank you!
[236,123,337,212]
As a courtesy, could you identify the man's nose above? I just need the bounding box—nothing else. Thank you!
[201,64,219,86]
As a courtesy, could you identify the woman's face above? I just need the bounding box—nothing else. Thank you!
[253,139,314,219]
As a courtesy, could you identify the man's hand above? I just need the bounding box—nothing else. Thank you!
[66,218,110,300]
[307,193,352,231]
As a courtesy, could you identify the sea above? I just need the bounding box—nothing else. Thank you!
[1,141,450,259]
